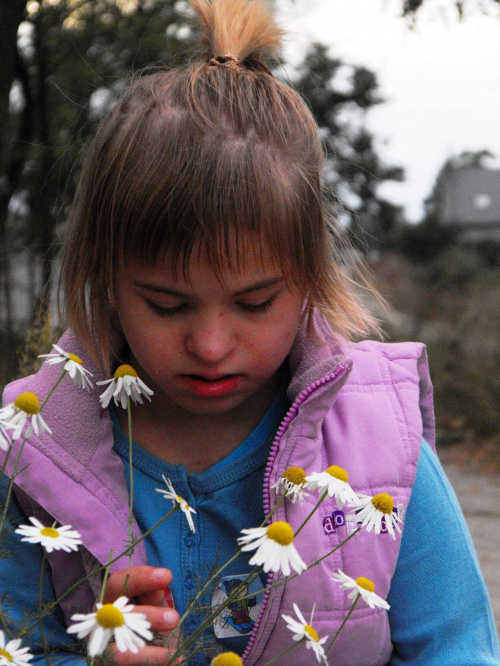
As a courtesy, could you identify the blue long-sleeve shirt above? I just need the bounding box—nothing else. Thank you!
[1,421,499,664]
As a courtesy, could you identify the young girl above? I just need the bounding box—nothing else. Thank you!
[1,0,499,664]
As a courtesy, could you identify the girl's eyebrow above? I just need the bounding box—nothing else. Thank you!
[133,277,284,297]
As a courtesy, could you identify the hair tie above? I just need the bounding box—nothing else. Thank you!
[208,54,242,69]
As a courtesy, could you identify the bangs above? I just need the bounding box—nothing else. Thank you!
[107,97,324,293]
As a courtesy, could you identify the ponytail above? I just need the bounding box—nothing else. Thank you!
[192,0,284,73]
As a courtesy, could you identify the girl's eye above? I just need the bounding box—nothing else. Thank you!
[238,295,276,313]
[146,301,186,316]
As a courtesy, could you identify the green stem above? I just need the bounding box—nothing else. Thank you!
[98,550,114,604]
[126,397,134,567]
[324,593,360,656]
[119,574,130,599]
[294,491,328,537]
[0,440,13,488]
[39,368,67,411]
[38,549,51,665]
[264,492,286,524]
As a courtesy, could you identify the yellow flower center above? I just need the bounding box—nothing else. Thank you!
[176,494,186,505]
[325,465,348,482]
[282,467,306,486]
[114,364,138,379]
[0,649,13,662]
[304,624,319,642]
[371,493,394,514]
[67,352,82,365]
[96,604,125,628]
[40,527,60,538]
[211,653,243,666]
[13,392,40,415]
[266,521,294,546]
[355,576,375,593]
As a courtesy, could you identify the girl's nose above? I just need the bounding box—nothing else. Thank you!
[185,313,236,364]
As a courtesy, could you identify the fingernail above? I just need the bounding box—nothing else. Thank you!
[163,609,178,627]
[152,568,169,580]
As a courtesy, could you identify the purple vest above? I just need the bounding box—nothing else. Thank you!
[1,319,434,665]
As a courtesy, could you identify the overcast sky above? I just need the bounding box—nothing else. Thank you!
[277,0,500,222]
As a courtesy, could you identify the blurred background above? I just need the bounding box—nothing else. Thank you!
[0,0,499,467]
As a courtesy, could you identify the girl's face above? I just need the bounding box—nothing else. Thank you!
[112,242,304,420]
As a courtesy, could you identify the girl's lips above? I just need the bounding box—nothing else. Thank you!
[179,374,243,398]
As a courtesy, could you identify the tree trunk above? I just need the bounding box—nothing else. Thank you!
[0,1,26,174]
[32,13,56,321]
[0,1,27,335]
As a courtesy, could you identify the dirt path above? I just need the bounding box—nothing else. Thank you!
[439,448,500,637]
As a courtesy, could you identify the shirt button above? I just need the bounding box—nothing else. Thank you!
[185,573,195,589]
[184,534,195,547]
[184,617,197,632]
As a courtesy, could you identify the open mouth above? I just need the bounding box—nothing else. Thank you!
[180,374,242,397]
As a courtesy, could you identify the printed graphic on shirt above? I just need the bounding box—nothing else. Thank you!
[212,574,263,638]
[322,503,405,536]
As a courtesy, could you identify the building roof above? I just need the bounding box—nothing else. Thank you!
[438,165,500,226]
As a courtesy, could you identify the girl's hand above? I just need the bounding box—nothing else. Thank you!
[103,565,180,664]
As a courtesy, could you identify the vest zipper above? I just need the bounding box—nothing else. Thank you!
[241,362,350,662]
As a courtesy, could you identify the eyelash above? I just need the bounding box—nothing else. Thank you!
[146,295,276,317]
[146,302,184,316]
[238,295,276,313]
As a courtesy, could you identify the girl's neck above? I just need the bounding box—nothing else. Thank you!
[115,367,285,474]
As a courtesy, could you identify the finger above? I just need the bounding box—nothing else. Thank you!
[110,644,177,666]
[135,605,179,634]
[104,567,172,602]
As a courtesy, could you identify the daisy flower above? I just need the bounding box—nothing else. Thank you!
[97,364,153,409]
[332,570,390,610]
[39,344,93,391]
[155,475,196,533]
[238,521,307,577]
[0,392,52,441]
[15,517,82,553]
[211,653,243,666]
[282,604,328,663]
[272,466,308,504]
[67,596,152,657]
[305,465,358,509]
[0,630,33,666]
[349,492,402,540]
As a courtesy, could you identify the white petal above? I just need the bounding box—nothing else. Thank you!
[292,603,307,626]
[98,383,115,409]
[88,626,111,657]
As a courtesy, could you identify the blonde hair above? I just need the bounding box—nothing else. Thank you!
[61,0,383,372]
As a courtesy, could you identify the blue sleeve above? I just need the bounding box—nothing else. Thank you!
[0,481,86,665]
[388,440,500,665]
